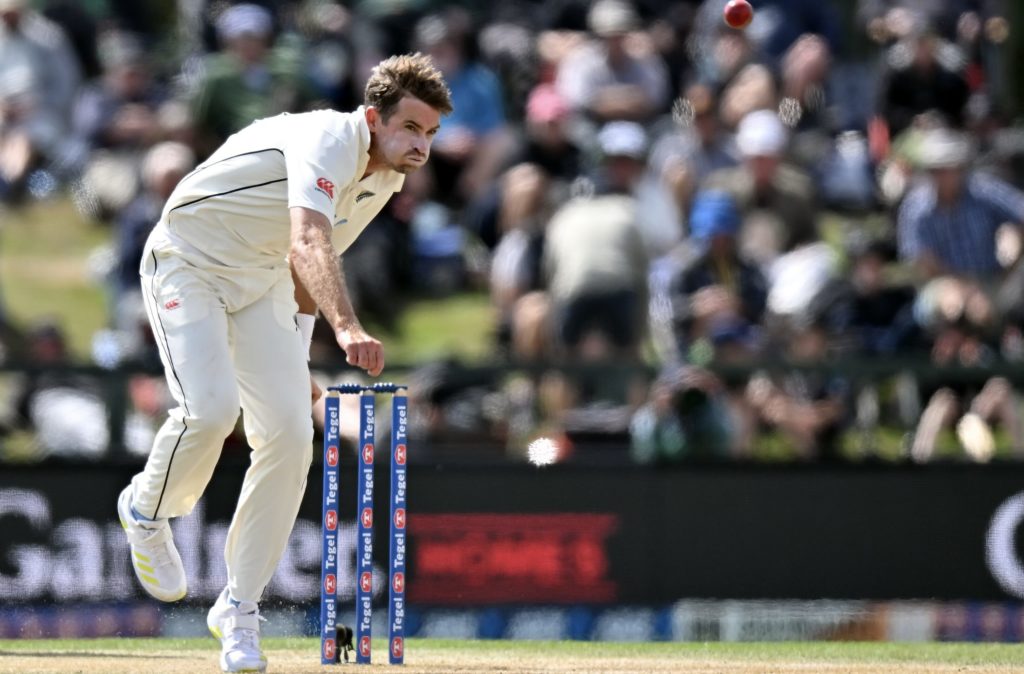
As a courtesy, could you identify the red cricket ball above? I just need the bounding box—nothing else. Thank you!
[723,0,753,29]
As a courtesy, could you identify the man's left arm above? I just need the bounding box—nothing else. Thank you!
[976,173,1024,225]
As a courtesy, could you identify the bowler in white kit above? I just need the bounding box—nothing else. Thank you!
[115,53,452,673]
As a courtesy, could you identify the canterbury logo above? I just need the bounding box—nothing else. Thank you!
[355,190,375,203]
[164,299,181,310]
[316,177,335,199]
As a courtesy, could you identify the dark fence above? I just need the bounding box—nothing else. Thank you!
[6,356,1024,460]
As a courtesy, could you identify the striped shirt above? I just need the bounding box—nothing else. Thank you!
[897,172,1024,277]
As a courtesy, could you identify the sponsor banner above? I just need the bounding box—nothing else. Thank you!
[8,600,1024,643]
[3,463,1024,605]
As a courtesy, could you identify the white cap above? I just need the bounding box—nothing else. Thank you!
[216,3,273,42]
[598,121,647,159]
[918,128,971,169]
[736,109,788,157]
[143,141,195,187]
[588,0,640,36]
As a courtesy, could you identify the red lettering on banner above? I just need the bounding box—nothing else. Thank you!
[409,513,618,604]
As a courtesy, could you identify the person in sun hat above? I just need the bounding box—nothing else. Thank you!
[702,109,819,265]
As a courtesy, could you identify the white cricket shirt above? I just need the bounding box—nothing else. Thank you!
[152,106,404,270]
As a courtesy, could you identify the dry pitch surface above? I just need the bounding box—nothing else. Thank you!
[1,638,1023,674]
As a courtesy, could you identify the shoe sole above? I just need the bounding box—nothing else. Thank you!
[219,651,267,673]
[211,624,266,672]
[118,496,187,602]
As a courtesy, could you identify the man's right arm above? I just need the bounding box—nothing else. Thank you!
[289,206,384,376]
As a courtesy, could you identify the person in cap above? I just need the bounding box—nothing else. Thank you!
[670,190,767,359]
[702,109,818,263]
[514,83,583,183]
[542,120,649,359]
[897,128,1024,281]
[555,0,669,122]
[191,3,316,154]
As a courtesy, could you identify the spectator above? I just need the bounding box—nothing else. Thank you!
[190,3,315,155]
[0,0,81,200]
[647,82,739,223]
[877,26,970,139]
[490,163,551,355]
[414,11,510,205]
[858,0,993,44]
[111,142,195,348]
[898,128,1024,281]
[667,191,768,361]
[542,121,649,360]
[555,0,670,123]
[8,322,108,458]
[465,84,582,256]
[823,237,920,355]
[746,316,851,461]
[73,31,185,219]
[512,83,585,185]
[909,278,1023,462]
[630,365,737,463]
[778,33,844,184]
[703,109,819,266]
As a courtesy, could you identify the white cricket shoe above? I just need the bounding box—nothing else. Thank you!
[117,486,187,602]
[208,587,268,673]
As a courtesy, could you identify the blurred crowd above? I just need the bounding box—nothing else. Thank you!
[1,0,1023,465]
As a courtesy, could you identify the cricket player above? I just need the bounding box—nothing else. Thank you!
[115,54,452,672]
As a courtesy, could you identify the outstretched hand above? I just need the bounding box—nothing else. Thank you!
[335,325,385,377]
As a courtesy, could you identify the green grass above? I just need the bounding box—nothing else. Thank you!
[0,197,496,363]
[385,290,494,363]
[0,638,1022,665]
[0,199,109,360]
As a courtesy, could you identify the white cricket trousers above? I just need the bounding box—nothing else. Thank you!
[129,242,313,603]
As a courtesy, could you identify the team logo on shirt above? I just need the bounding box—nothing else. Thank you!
[316,177,335,199]
[355,190,375,203]
[164,299,181,311]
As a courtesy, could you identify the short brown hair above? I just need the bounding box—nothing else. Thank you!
[365,53,453,120]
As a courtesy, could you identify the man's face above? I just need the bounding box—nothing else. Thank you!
[930,166,965,204]
[747,154,780,188]
[369,96,441,175]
